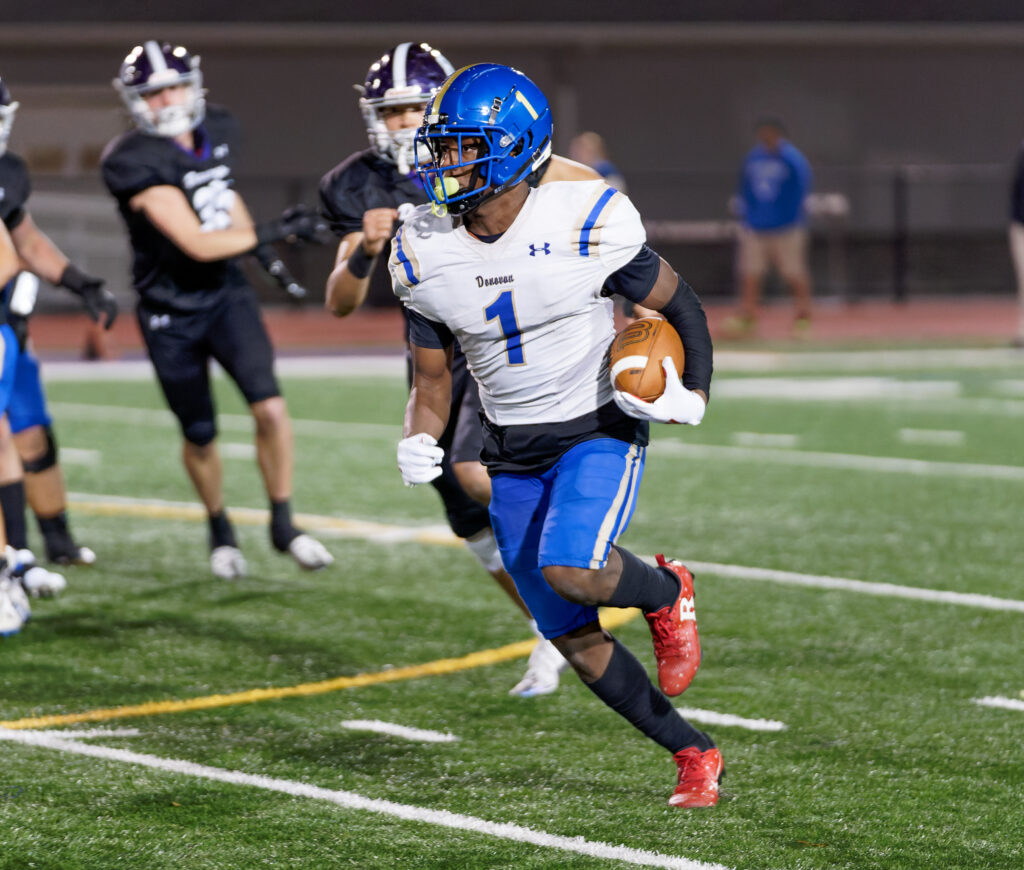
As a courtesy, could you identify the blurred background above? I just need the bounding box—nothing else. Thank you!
[5,2,1024,321]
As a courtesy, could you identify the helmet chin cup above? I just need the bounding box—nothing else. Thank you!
[152,98,199,138]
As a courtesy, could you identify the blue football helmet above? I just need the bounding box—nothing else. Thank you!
[415,63,553,215]
[113,40,206,137]
[356,43,455,175]
[0,77,18,157]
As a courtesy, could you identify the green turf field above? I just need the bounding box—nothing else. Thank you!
[1,350,1022,870]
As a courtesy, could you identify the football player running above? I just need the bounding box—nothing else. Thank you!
[101,41,333,579]
[320,44,597,699]
[392,64,722,807]
[0,78,106,583]
[0,211,38,635]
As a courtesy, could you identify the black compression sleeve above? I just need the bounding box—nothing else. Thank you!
[405,306,454,349]
[601,245,661,302]
[658,275,713,397]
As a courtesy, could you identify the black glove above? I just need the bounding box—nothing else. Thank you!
[59,264,118,330]
[8,314,28,352]
[253,244,307,301]
[255,204,326,247]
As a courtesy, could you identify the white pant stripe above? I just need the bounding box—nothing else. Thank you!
[588,444,643,569]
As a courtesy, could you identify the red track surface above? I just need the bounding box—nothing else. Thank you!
[27,295,1023,361]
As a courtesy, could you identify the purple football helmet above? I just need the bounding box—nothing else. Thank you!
[0,77,18,157]
[356,42,455,174]
[113,40,205,137]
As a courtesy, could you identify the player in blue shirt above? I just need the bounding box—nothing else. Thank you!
[733,117,814,336]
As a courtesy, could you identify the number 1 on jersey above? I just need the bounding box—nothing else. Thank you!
[484,290,525,366]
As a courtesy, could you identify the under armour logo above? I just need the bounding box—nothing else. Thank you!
[529,243,551,257]
[213,144,230,159]
[149,313,171,331]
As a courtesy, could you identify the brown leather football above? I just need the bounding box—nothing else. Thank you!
[608,317,685,401]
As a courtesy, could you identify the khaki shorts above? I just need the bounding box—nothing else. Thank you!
[737,225,810,280]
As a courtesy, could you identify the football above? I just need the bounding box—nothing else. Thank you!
[608,317,685,401]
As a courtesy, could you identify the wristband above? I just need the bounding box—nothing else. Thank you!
[347,243,375,279]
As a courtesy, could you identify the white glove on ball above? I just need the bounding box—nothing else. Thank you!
[397,433,445,486]
[613,357,706,425]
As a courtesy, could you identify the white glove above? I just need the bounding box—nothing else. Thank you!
[613,357,706,425]
[397,433,445,486]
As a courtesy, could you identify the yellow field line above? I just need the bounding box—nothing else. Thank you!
[69,498,460,547]
[6,496,640,731]
[0,608,638,731]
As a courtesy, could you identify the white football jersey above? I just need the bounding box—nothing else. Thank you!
[390,180,645,425]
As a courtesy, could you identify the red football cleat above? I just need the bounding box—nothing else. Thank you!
[644,554,701,696]
[670,746,723,808]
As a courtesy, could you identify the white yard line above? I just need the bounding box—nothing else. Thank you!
[683,560,1024,614]
[731,432,800,448]
[58,448,101,466]
[714,377,960,400]
[219,442,257,460]
[973,696,1024,712]
[340,720,458,743]
[653,441,1024,481]
[676,708,786,732]
[0,728,731,870]
[36,727,141,739]
[898,428,966,446]
[712,347,1023,372]
[66,493,1024,615]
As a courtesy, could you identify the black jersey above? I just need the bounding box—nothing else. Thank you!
[101,105,247,313]
[319,149,428,308]
[0,151,30,232]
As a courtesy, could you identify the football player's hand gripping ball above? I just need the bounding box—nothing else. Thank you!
[613,357,706,425]
[397,433,445,486]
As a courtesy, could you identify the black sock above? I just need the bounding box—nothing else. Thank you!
[37,510,82,561]
[604,546,680,612]
[0,481,28,550]
[584,638,714,753]
[208,510,237,550]
[269,499,300,552]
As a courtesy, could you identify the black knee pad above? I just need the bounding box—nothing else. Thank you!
[183,418,217,447]
[21,426,58,474]
[430,463,491,539]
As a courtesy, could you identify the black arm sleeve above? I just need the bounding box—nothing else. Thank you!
[406,306,454,349]
[1013,145,1024,224]
[656,275,714,397]
[600,245,661,302]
